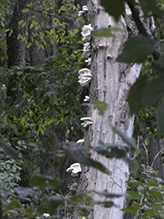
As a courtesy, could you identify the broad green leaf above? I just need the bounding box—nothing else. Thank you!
[157,100,164,138]
[148,190,162,199]
[145,209,155,216]
[92,101,108,115]
[63,143,111,175]
[128,75,148,114]
[117,35,155,63]
[122,206,138,213]
[0,141,19,159]
[123,157,138,176]
[100,0,125,21]
[139,0,157,15]
[46,196,64,214]
[142,73,164,106]
[126,191,141,200]
[112,127,137,148]
[91,28,121,38]
[4,199,21,211]
[94,144,128,159]
[30,174,60,190]
[22,8,30,13]
[93,200,114,208]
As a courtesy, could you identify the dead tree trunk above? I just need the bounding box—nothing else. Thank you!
[73,1,154,218]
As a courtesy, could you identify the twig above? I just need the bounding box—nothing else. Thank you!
[142,143,149,168]
[134,194,144,219]
[151,147,164,168]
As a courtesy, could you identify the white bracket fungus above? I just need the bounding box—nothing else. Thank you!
[83,42,91,56]
[76,139,85,144]
[66,163,81,177]
[85,57,91,65]
[81,24,93,42]
[80,117,92,128]
[82,5,88,11]
[78,5,88,16]
[78,68,92,86]
[84,95,90,102]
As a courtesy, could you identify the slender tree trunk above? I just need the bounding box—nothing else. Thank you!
[74,1,143,218]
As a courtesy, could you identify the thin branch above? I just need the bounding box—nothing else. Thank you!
[151,147,164,168]
[142,143,149,168]
[134,194,144,219]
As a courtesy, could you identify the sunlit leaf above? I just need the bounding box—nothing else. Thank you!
[22,8,30,13]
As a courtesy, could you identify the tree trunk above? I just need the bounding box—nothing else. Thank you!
[74,1,142,219]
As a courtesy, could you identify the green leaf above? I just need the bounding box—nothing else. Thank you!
[4,199,21,211]
[157,100,164,138]
[100,0,125,21]
[94,190,123,198]
[30,174,60,190]
[142,73,164,106]
[8,29,13,37]
[92,101,108,115]
[128,75,148,114]
[126,191,141,200]
[148,190,163,199]
[139,0,157,15]
[123,157,138,176]
[22,8,30,13]
[94,144,128,159]
[91,28,121,38]
[112,127,137,148]
[93,200,114,208]
[145,209,155,217]
[0,141,19,159]
[63,143,111,175]
[46,196,64,214]
[117,35,155,63]
[122,206,138,213]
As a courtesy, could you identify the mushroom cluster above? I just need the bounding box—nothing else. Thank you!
[78,68,92,86]
[66,5,93,177]
[80,117,92,128]
[66,163,81,177]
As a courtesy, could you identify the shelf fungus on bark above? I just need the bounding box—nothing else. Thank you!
[84,95,90,102]
[66,163,81,177]
[76,139,85,144]
[81,24,93,42]
[78,68,92,86]
[85,57,91,65]
[83,42,91,56]
[78,5,88,16]
[80,117,92,128]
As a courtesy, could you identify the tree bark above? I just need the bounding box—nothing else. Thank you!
[74,1,143,218]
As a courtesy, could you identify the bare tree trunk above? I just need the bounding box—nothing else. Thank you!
[74,1,143,218]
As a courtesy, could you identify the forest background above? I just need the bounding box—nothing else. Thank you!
[1,0,164,218]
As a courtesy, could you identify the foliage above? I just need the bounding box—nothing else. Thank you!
[1,0,164,218]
